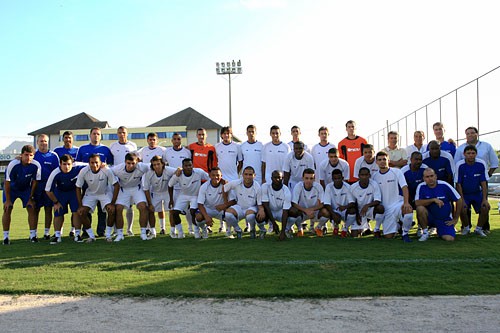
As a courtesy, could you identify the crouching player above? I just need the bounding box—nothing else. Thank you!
[261,170,291,240]
[45,154,86,244]
[323,169,357,237]
[415,168,463,241]
[142,156,178,238]
[287,168,329,237]
[223,166,266,239]
[76,154,119,242]
[350,167,383,237]
[196,167,235,239]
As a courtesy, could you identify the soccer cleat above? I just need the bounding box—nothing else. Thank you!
[202,228,208,239]
[74,235,83,243]
[177,231,185,239]
[194,229,201,239]
[474,229,487,237]
[127,230,134,236]
[333,228,339,236]
[169,231,176,239]
[236,230,243,239]
[85,237,96,243]
[249,230,256,239]
[416,227,422,238]
[259,231,266,240]
[296,230,304,237]
[114,234,125,242]
[140,234,149,241]
[268,226,274,234]
[30,236,39,243]
[49,236,61,245]
[315,228,323,237]
[461,226,471,235]
[402,234,412,243]
[429,228,437,236]
[418,232,429,242]
[3,238,10,245]
[322,226,328,235]
[43,234,50,240]
[373,231,381,239]
[340,230,347,238]
[159,229,165,235]
[69,231,75,238]
[361,229,373,236]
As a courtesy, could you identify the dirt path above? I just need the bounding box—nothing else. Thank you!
[1,294,500,332]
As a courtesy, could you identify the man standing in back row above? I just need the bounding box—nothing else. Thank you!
[338,120,367,184]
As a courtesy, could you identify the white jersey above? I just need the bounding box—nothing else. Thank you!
[197,181,231,209]
[371,167,408,205]
[323,182,354,209]
[109,141,137,166]
[318,158,350,185]
[282,151,315,186]
[224,179,262,210]
[142,166,177,194]
[353,156,379,178]
[350,179,382,208]
[164,146,191,168]
[292,181,324,208]
[215,141,243,181]
[76,166,117,196]
[138,146,166,164]
[405,144,427,160]
[310,142,336,169]
[110,162,150,189]
[262,141,291,183]
[168,168,209,196]
[288,141,309,152]
[261,183,292,211]
[241,141,264,184]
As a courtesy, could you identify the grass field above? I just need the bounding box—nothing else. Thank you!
[1,196,500,298]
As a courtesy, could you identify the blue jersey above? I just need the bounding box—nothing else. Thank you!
[455,160,487,195]
[46,165,86,193]
[54,146,79,159]
[401,164,426,202]
[34,150,60,182]
[415,180,460,221]
[422,156,453,182]
[5,159,42,192]
[76,143,114,165]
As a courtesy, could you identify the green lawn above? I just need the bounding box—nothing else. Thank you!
[1,197,499,298]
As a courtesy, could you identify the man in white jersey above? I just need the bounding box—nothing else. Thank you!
[350,167,383,237]
[287,125,309,152]
[241,125,263,184]
[223,166,266,239]
[196,167,236,239]
[406,130,427,160]
[109,126,138,236]
[168,158,209,238]
[371,151,413,242]
[143,155,179,238]
[283,141,315,192]
[163,133,191,235]
[262,170,291,240]
[110,152,151,241]
[318,148,350,189]
[353,144,379,179]
[76,154,119,243]
[261,125,291,184]
[310,126,336,170]
[323,169,357,238]
[215,126,243,181]
[287,168,329,236]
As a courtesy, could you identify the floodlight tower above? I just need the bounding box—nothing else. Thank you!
[215,60,242,128]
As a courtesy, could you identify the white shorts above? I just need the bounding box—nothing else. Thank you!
[269,209,284,222]
[382,200,403,234]
[82,193,113,213]
[173,194,197,213]
[203,207,225,221]
[116,187,147,207]
[151,192,170,213]
[232,205,258,221]
[351,207,375,230]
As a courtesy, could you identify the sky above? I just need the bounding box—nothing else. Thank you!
[1,0,500,150]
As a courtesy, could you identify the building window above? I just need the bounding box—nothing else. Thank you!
[75,135,89,141]
[131,133,146,140]
[105,134,118,140]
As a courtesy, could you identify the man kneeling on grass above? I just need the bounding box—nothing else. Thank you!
[415,168,463,241]
[76,154,119,243]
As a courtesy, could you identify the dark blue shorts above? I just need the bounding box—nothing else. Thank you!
[3,189,32,208]
[53,190,79,217]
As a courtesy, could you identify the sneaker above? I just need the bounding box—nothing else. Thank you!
[202,229,208,239]
[315,228,323,237]
[177,231,185,239]
[249,229,256,239]
[49,236,61,245]
[114,234,125,242]
[188,229,195,236]
[194,229,201,239]
[322,226,328,235]
[333,228,339,236]
[296,230,304,237]
[3,238,10,245]
[402,234,412,243]
[160,229,165,235]
[461,226,471,235]
[69,231,75,238]
[373,231,381,239]
[85,237,96,243]
[30,236,39,243]
[140,234,149,241]
[418,232,429,242]
[429,228,437,236]
[474,229,487,237]
[127,230,134,236]
[74,235,83,243]
[259,231,266,239]
[340,230,347,238]
[43,234,50,240]
[236,230,243,239]
[170,231,176,239]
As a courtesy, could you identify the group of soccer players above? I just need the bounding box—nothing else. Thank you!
[2,120,498,245]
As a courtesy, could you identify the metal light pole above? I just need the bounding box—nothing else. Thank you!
[216,60,242,128]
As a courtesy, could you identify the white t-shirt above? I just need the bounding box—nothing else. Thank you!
[142,166,177,193]
[215,141,243,181]
[224,179,262,210]
[241,141,264,184]
[292,181,324,208]
[310,142,336,169]
[318,158,350,185]
[282,151,315,185]
[371,168,408,205]
[350,179,382,208]
[138,146,166,164]
[110,162,150,189]
[168,168,209,196]
[261,183,292,211]
[76,166,117,196]
[323,182,354,209]
[353,156,379,178]
[109,141,137,166]
[262,141,291,183]
[164,146,191,168]
[197,181,231,209]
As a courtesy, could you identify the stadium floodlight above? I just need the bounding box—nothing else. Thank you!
[216,60,242,128]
